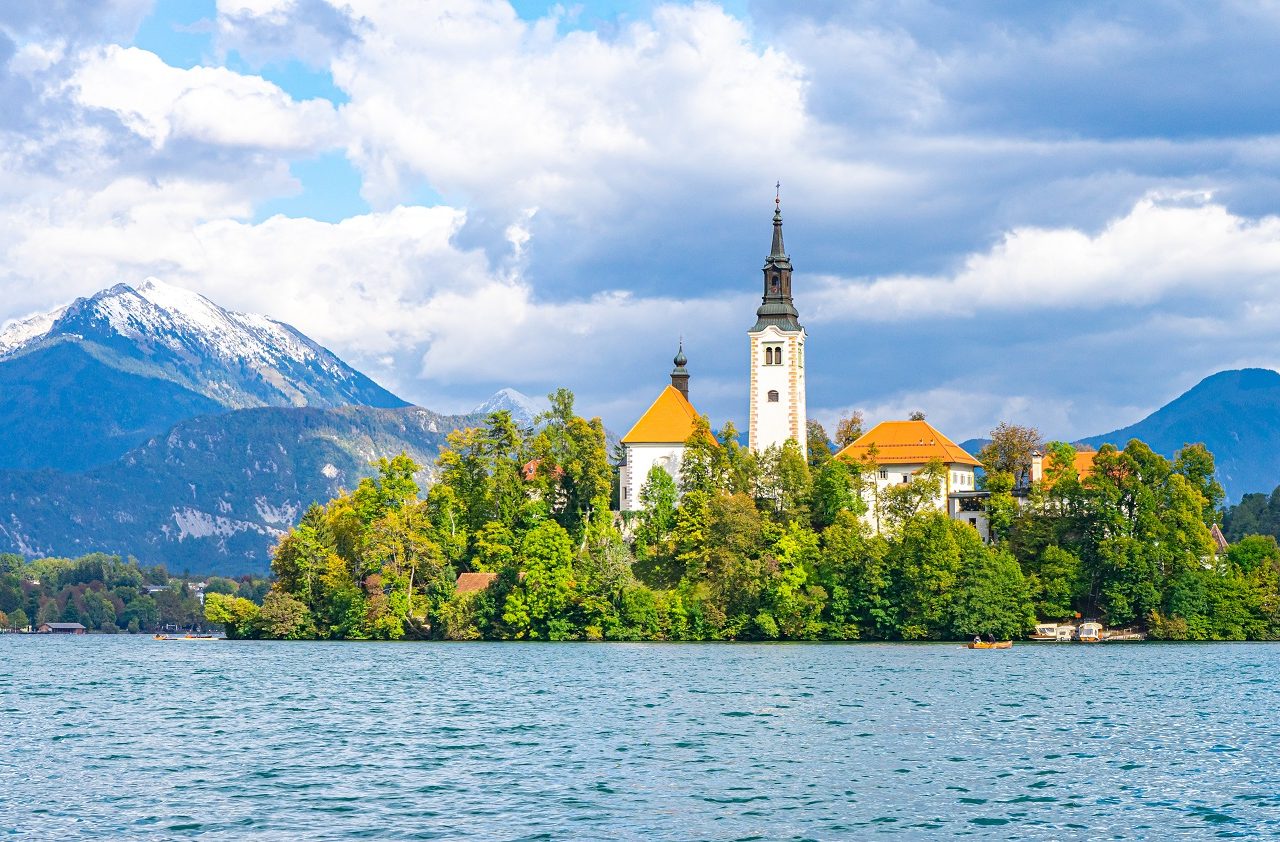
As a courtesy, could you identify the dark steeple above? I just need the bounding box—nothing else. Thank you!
[752,185,801,332]
[670,339,690,400]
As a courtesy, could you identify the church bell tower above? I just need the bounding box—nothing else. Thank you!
[748,190,807,457]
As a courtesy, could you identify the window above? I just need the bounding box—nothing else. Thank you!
[969,518,978,527]
[767,390,779,403]
[879,469,888,480]
[902,474,910,484]
[771,273,780,292]
[763,345,783,366]
[765,347,774,365]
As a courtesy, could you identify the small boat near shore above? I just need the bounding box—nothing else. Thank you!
[153,633,221,641]
[967,640,1013,649]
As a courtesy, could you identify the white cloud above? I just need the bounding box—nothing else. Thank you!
[70,45,340,150]
[318,0,867,212]
[807,192,1280,321]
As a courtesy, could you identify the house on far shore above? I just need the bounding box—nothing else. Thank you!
[38,622,86,634]
[455,572,498,594]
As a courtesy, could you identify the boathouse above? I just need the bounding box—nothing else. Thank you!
[38,622,86,634]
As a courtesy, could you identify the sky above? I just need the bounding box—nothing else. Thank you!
[3,0,1280,441]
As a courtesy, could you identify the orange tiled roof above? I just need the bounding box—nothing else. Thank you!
[455,572,498,594]
[1042,449,1098,482]
[621,385,702,444]
[834,420,982,467]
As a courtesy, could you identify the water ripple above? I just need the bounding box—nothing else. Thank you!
[3,638,1280,839]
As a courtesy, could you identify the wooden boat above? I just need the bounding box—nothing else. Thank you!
[967,640,1013,649]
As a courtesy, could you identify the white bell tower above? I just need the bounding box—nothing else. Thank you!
[748,190,807,457]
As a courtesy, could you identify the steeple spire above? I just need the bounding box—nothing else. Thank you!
[752,184,800,331]
[771,181,785,257]
[670,338,689,399]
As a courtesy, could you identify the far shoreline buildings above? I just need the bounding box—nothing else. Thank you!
[616,195,986,534]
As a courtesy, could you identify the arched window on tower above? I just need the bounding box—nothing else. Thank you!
[764,347,773,365]
[775,347,783,365]
[771,273,780,293]
[767,390,779,403]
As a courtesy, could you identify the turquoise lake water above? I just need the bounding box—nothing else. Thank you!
[2,637,1278,840]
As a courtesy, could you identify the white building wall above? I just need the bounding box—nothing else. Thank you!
[748,326,807,456]
[857,462,977,534]
[619,442,685,512]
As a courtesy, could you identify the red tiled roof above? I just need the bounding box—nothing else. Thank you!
[455,572,498,594]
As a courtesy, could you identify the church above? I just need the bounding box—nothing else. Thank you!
[616,195,984,533]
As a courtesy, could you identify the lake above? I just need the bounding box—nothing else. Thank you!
[2,637,1278,839]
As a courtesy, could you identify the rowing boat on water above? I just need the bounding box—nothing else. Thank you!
[967,640,1013,649]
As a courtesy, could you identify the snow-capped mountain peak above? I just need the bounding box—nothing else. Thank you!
[0,278,407,411]
[0,305,66,356]
[472,388,548,424]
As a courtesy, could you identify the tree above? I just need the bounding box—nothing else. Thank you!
[810,458,865,529]
[878,459,946,534]
[530,389,612,538]
[978,422,1043,488]
[255,591,314,639]
[204,593,261,639]
[204,577,240,596]
[1226,535,1280,574]
[950,547,1035,640]
[1026,545,1082,620]
[834,411,864,449]
[679,416,727,497]
[806,420,832,467]
[756,440,811,521]
[517,520,575,640]
[718,421,759,496]
[885,512,969,639]
[9,608,28,631]
[908,411,926,421]
[635,464,679,554]
[818,511,890,639]
[1174,443,1225,527]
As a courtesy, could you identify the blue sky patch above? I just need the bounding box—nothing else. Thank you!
[255,151,369,223]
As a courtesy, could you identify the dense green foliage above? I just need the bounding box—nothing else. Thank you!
[994,437,1280,639]
[0,553,268,633]
[205,390,1276,642]
[1224,484,1280,543]
[216,391,1027,642]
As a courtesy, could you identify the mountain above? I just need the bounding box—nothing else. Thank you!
[471,387,548,426]
[1080,368,1280,503]
[0,404,476,576]
[0,279,406,471]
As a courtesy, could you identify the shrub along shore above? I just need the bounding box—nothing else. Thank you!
[201,389,1280,643]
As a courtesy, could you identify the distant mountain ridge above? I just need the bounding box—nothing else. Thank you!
[959,368,1280,503]
[0,278,563,573]
[0,404,477,576]
[0,279,406,471]
[1081,368,1280,503]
